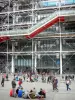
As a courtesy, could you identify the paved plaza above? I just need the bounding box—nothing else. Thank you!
[0,75,75,100]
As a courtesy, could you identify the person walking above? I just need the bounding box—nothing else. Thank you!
[23,74,25,81]
[6,74,8,81]
[1,76,5,87]
[66,79,71,91]
[52,77,58,91]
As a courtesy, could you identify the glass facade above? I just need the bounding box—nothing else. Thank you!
[0,0,75,74]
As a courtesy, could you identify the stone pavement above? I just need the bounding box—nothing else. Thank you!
[0,75,75,100]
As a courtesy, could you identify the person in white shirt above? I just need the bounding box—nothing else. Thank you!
[66,79,71,91]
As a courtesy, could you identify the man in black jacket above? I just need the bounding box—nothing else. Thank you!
[11,79,16,97]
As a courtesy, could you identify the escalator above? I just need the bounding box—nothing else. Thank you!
[0,36,9,42]
[25,10,75,39]
[25,16,64,39]
[0,10,75,42]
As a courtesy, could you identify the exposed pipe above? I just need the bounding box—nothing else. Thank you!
[0,10,75,41]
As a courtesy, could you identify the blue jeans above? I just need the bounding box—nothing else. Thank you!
[66,84,71,91]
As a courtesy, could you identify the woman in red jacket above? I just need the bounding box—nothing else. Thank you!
[18,78,22,88]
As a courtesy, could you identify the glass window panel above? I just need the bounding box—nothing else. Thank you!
[26,59,27,66]
[24,59,26,66]
[21,59,24,66]
[18,59,20,66]
[29,59,31,66]
[26,59,28,66]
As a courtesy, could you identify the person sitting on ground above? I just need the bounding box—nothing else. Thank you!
[22,89,29,99]
[28,89,36,99]
[16,87,20,95]
[32,87,37,94]
[38,88,46,98]
[18,87,25,98]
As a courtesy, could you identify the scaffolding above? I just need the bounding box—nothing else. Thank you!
[0,0,75,74]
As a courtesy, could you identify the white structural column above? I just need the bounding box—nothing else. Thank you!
[59,0,62,75]
[11,54,14,73]
[60,38,62,75]
[34,41,37,73]
[31,0,34,72]
[11,42,15,73]
[32,39,34,72]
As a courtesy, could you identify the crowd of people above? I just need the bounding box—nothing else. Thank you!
[0,72,75,99]
[11,78,46,99]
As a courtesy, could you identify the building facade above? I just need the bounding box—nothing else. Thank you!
[0,0,75,74]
